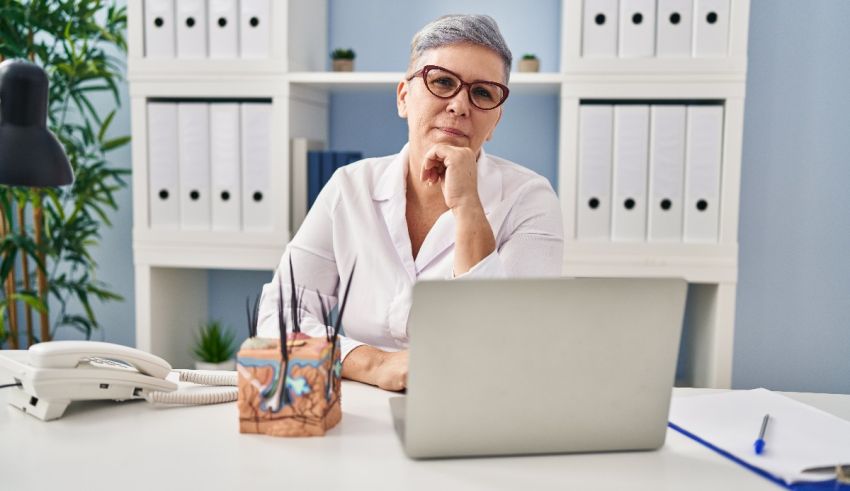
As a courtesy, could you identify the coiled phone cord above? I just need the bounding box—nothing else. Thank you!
[145,370,238,405]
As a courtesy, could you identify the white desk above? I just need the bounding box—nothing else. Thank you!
[2,381,849,491]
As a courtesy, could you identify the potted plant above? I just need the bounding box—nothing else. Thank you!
[0,1,130,349]
[519,53,540,73]
[192,320,237,370]
[331,48,355,72]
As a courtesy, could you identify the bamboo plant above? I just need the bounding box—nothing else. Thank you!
[0,0,129,348]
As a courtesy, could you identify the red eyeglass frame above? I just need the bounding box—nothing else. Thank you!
[406,64,510,110]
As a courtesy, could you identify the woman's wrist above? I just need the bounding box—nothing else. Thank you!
[341,345,387,386]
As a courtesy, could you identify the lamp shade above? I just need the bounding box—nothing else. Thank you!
[0,60,73,187]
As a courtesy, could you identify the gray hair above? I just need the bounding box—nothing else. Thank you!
[408,14,513,84]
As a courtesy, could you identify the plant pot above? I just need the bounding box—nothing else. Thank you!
[332,59,354,72]
[195,359,236,371]
[518,58,540,73]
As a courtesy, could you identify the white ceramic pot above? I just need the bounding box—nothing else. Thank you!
[332,59,354,72]
[518,58,540,73]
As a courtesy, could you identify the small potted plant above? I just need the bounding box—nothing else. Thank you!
[192,320,237,370]
[331,48,356,72]
[518,53,540,73]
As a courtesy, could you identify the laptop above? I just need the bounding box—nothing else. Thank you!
[389,277,687,459]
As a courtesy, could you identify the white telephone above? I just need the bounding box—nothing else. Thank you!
[0,341,237,421]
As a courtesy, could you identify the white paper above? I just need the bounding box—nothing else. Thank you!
[670,388,850,484]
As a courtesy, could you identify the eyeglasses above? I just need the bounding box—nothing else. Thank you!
[406,65,509,111]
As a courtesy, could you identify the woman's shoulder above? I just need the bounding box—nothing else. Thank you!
[484,153,555,195]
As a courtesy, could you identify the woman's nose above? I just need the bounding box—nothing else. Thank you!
[446,87,471,116]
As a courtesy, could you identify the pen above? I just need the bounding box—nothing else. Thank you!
[754,413,770,455]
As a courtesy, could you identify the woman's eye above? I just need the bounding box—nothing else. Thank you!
[472,86,494,100]
[433,76,457,88]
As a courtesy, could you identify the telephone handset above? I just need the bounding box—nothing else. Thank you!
[29,341,173,379]
[0,341,237,421]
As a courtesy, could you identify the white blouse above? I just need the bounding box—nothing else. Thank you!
[256,144,564,359]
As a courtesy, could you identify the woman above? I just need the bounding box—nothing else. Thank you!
[257,14,563,391]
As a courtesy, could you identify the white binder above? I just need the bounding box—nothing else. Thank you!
[582,0,619,57]
[208,0,239,59]
[693,0,730,57]
[684,105,724,243]
[290,138,324,237]
[611,105,650,242]
[210,103,242,232]
[577,105,614,241]
[146,103,179,229]
[240,0,271,58]
[657,0,693,57]
[176,0,207,59]
[648,105,686,242]
[177,103,211,231]
[619,0,656,57]
[144,0,175,59]
[241,103,273,232]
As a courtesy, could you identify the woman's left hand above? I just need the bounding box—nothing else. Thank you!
[420,144,481,210]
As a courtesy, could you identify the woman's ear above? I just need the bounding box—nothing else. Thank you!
[397,80,409,118]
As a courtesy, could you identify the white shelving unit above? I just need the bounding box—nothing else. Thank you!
[128,0,749,386]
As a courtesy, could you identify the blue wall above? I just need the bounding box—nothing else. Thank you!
[732,0,850,393]
[45,0,850,394]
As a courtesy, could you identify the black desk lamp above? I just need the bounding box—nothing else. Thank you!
[0,59,74,349]
[0,59,73,186]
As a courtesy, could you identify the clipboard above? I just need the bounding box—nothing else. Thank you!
[669,389,850,490]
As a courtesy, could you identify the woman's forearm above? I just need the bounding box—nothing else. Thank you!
[341,345,386,386]
[452,201,496,276]
[341,345,409,391]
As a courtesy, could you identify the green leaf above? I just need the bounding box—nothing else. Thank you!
[101,135,131,152]
[192,321,237,363]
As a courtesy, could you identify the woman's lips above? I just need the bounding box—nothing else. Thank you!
[439,127,467,138]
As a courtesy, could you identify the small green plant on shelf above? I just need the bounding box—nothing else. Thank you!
[331,48,356,60]
[331,48,356,72]
[192,320,237,368]
[519,53,540,73]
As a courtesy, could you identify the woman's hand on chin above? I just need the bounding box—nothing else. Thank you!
[420,143,482,211]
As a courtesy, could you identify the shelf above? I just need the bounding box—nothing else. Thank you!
[560,78,746,99]
[127,58,286,80]
[128,78,286,98]
[288,71,563,94]
[133,237,285,271]
[562,241,738,283]
[134,228,288,248]
[562,56,747,76]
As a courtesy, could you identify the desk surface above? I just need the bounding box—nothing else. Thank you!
[2,381,849,491]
